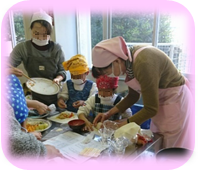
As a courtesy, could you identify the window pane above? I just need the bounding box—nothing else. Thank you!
[91,12,103,48]
[3,13,13,57]
[13,11,25,44]
[4,14,12,41]
[158,12,191,73]
[111,11,154,43]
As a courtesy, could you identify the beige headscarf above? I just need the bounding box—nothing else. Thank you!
[63,54,89,75]
[92,36,132,67]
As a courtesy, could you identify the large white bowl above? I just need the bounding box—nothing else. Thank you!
[26,78,60,95]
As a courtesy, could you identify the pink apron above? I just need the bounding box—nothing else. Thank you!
[125,46,193,149]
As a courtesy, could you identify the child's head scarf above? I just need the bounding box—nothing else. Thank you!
[63,54,89,75]
[96,75,119,89]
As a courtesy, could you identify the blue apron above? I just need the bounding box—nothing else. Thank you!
[66,80,93,112]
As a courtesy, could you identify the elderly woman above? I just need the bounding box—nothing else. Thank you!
[9,10,67,106]
[91,36,193,149]
[7,102,63,159]
[5,68,63,159]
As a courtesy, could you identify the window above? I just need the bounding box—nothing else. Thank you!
[87,10,193,74]
[3,10,26,58]
[3,13,13,57]
[8,10,25,47]
[13,11,26,44]
[91,12,103,48]
[112,11,154,43]
[158,12,191,74]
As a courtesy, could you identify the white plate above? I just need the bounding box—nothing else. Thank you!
[28,112,51,119]
[26,78,60,95]
[26,118,52,132]
[48,111,78,124]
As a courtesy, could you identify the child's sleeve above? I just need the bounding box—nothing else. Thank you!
[89,83,98,97]
[57,83,69,101]
[77,95,95,117]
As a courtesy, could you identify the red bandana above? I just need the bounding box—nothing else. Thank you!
[96,75,119,89]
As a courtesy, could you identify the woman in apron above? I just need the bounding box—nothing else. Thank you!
[9,10,67,106]
[91,36,193,150]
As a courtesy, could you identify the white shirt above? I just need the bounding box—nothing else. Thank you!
[57,80,98,101]
[77,94,132,119]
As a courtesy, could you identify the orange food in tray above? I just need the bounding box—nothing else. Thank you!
[57,112,74,119]
[26,122,49,132]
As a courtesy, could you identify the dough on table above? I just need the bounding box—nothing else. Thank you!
[96,122,103,130]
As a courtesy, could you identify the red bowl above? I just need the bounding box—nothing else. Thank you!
[68,119,85,132]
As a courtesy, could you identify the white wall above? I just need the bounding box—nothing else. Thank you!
[53,11,77,60]
[53,11,78,80]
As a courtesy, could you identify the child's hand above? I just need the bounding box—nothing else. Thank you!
[30,131,42,140]
[83,121,94,132]
[57,98,67,109]
[73,100,85,108]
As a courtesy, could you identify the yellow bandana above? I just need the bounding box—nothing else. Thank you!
[63,54,89,75]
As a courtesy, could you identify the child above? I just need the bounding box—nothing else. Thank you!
[77,75,132,131]
[57,54,98,112]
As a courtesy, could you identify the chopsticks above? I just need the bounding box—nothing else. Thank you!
[9,64,36,83]
[53,81,62,88]
[21,73,36,83]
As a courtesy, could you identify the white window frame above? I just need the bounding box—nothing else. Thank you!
[8,10,17,48]
[76,11,92,67]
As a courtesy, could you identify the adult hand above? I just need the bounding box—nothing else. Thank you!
[27,100,50,115]
[36,101,50,115]
[114,119,128,128]
[7,67,23,77]
[53,75,63,84]
[72,100,85,108]
[93,107,119,126]
[57,98,67,109]
[93,112,109,126]
[30,131,42,140]
[45,145,64,159]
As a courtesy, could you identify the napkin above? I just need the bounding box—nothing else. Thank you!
[48,104,57,115]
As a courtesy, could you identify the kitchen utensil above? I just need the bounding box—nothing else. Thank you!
[26,78,60,95]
